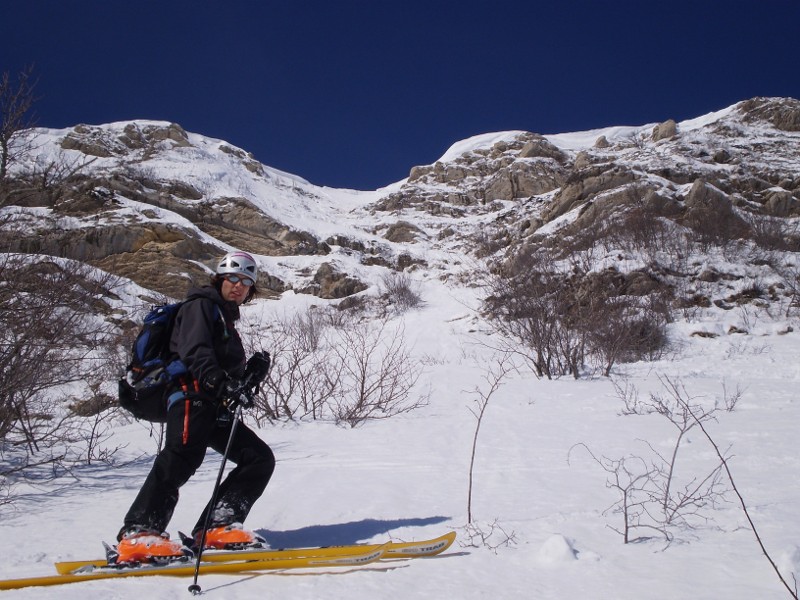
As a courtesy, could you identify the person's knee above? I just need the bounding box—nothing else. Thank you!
[242,443,275,489]
[254,444,275,481]
[228,432,275,485]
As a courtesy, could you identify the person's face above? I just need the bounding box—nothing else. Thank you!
[220,275,253,305]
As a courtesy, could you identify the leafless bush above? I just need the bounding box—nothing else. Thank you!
[483,248,585,379]
[466,355,514,524]
[265,310,341,422]
[570,376,740,545]
[0,254,130,512]
[623,206,673,254]
[747,214,800,253]
[603,201,676,263]
[63,352,129,465]
[570,444,666,543]
[576,289,670,377]
[671,382,798,599]
[459,519,517,553]
[482,246,671,379]
[472,228,510,259]
[380,271,423,312]
[616,375,797,598]
[0,254,121,479]
[618,376,739,522]
[655,222,695,277]
[241,308,338,422]
[332,318,428,427]
[3,152,98,208]
[245,307,427,426]
[754,253,800,318]
[681,203,750,253]
[0,65,38,185]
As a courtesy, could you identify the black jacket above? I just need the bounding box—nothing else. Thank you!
[169,285,246,394]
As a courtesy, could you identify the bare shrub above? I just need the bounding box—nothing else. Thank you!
[0,254,124,499]
[0,65,38,185]
[671,381,798,599]
[616,377,733,527]
[466,355,514,524]
[54,381,125,467]
[585,296,671,376]
[681,204,750,253]
[742,212,800,254]
[459,519,517,553]
[332,318,428,427]
[603,203,676,264]
[243,308,341,422]
[570,445,665,544]
[570,376,740,545]
[472,228,510,259]
[614,375,797,598]
[0,256,118,440]
[63,347,130,465]
[380,271,423,312]
[621,206,672,253]
[482,246,671,379]
[755,253,800,318]
[483,248,587,379]
[245,307,427,426]
[4,151,97,209]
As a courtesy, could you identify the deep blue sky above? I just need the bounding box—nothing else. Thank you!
[3,1,799,189]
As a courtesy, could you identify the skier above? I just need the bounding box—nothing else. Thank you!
[115,251,275,563]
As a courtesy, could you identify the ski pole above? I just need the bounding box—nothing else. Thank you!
[188,402,244,595]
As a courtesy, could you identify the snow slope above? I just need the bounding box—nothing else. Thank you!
[1,106,799,598]
[0,273,798,599]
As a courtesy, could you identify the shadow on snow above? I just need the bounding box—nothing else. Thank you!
[257,516,451,548]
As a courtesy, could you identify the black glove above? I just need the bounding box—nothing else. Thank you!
[202,370,227,396]
[244,351,271,386]
[219,377,254,409]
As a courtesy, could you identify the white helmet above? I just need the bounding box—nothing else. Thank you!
[216,251,258,283]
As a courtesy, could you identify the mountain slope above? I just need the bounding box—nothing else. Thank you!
[2,97,798,307]
[1,98,800,600]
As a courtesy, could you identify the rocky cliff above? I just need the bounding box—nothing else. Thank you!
[1,97,799,313]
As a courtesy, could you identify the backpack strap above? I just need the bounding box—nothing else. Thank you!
[216,305,230,340]
[165,296,228,402]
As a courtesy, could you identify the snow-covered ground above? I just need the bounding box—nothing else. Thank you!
[0,272,798,599]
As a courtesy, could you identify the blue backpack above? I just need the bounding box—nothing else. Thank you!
[119,299,219,422]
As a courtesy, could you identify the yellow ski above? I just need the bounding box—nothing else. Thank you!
[0,544,387,591]
[54,531,456,575]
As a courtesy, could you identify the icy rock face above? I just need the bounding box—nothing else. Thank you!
[740,96,800,132]
[386,131,569,212]
[369,97,800,269]
[3,96,800,306]
[60,122,192,157]
[2,121,341,298]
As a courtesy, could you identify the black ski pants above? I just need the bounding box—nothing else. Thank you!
[122,393,275,539]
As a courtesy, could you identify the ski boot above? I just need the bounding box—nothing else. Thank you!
[194,522,266,550]
[111,528,193,565]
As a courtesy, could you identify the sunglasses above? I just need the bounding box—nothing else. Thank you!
[224,275,255,287]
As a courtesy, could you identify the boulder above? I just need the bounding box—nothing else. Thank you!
[304,262,368,299]
[652,119,678,141]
